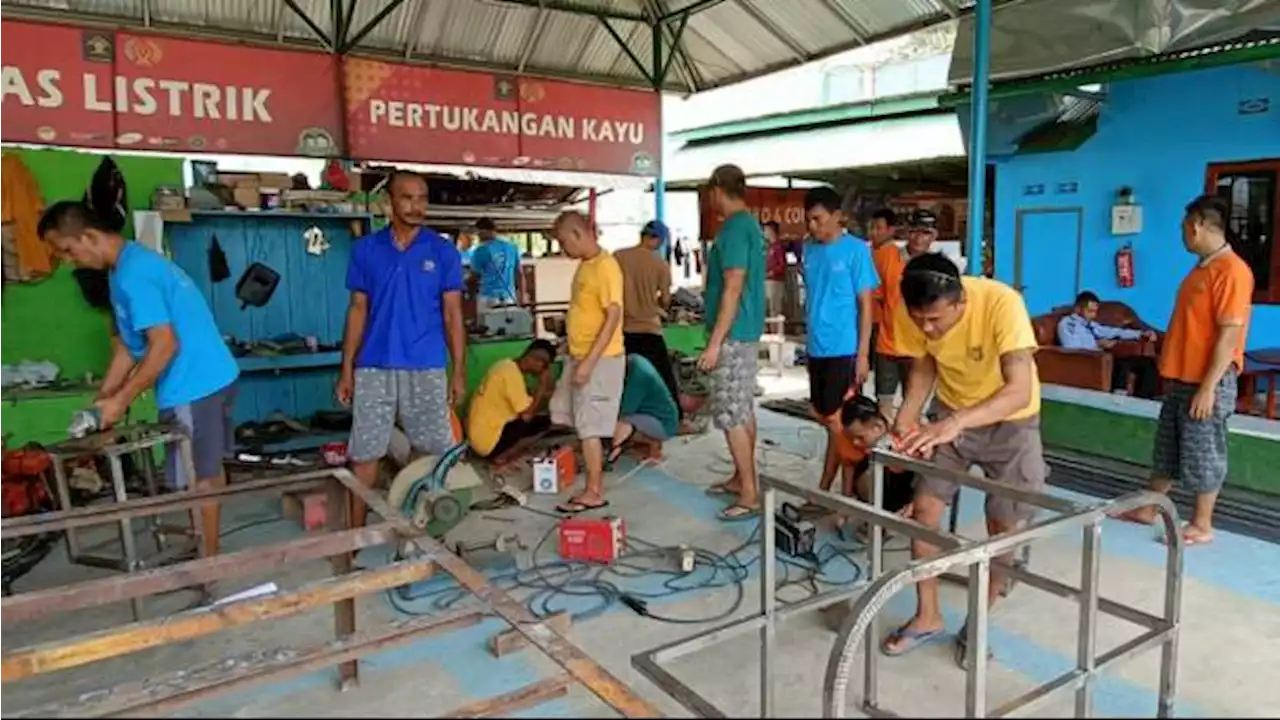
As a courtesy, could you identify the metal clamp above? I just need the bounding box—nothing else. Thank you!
[632,448,1185,719]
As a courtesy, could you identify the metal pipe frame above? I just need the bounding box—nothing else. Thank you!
[2,468,661,719]
[632,448,1184,719]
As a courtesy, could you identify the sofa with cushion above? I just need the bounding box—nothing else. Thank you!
[1031,301,1162,393]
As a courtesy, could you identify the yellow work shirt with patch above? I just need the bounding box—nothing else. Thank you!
[892,276,1041,421]
[466,359,533,456]
[567,250,625,360]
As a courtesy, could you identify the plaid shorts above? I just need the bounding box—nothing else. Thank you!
[1152,371,1236,494]
[709,341,758,431]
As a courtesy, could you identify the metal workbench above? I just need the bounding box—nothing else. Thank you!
[632,448,1184,718]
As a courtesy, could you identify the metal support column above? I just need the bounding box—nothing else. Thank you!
[759,487,777,717]
[965,0,993,276]
[651,20,667,252]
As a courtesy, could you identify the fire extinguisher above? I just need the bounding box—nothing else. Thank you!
[1115,244,1135,289]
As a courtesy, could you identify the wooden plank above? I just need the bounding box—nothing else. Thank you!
[441,675,572,719]
[489,611,571,657]
[1,523,400,625]
[331,470,664,719]
[7,611,487,719]
[1,472,333,539]
[326,480,360,690]
[0,556,436,682]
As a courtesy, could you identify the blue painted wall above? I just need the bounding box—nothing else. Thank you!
[168,213,368,425]
[993,63,1280,349]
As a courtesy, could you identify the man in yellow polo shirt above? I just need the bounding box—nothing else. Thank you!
[548,211,626,514]
[467,339,556,465]
[881,252,1045,669]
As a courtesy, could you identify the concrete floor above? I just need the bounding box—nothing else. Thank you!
[5,374,1278,718]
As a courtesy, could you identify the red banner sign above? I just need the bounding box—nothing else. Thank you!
[699,187,809,241]
[1,21,343,157]
[344,59,661,176]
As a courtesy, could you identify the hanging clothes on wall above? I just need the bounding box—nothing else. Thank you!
[83,156,128,232]
[1,153,57,284]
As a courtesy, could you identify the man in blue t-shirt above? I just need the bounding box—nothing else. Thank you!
[800,186,879,498]
[337,171,468,527]
[469,217,521,310]
[39,200,240,559]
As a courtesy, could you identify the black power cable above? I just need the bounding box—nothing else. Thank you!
[385,504,884,626]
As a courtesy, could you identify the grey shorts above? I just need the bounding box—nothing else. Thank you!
[550,355,625,439]
[1153,372,1236,494]
[874,353,911,399]
[160,383,237,490]
[710,340,758,431]
[349,368,455,463]
[623,414,671,442]
[915,404,1048,525]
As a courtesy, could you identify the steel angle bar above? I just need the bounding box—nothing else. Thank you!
[331,469,663,718]
[632,447,1184,720]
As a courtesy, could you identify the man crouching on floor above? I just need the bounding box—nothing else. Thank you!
[549,211,626,514]
[607,354,681,466]
[467,339,557,466]
[882,252,1045,669]
[825,395,916,513]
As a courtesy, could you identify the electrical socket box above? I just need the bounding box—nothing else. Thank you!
[1111,204,1143,236]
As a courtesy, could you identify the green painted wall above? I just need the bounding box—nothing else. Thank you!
[1,148,185,380]
[1041,399,1280,496]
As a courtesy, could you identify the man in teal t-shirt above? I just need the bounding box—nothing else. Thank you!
[697,163,766,522]
[607,354,680,465]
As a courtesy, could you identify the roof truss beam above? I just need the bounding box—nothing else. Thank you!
[658,0,725,22]
[644,0,704,91]
[490,0,647,23]
[340,0,408,53]
[282,0,334,51]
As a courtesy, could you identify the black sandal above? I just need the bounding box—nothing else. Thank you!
[606,428,636,468]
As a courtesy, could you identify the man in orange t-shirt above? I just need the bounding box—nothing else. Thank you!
[1120,195,1254,547]
[868,208,910,416]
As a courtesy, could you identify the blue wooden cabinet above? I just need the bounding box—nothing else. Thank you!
[167,211,372,431]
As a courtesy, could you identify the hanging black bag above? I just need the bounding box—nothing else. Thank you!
[208,235,230,283]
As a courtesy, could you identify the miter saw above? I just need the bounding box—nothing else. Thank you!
[385,442,485,540]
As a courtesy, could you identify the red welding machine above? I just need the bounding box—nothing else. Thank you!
[558,516,625,564]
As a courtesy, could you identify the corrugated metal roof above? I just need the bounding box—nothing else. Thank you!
[2,0,975,93]
[665,111,966,183]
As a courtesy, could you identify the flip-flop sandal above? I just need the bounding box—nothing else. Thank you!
[606,430,635,468]
[556,499,610,515]
[717,504,759,522]
[705,483,739,497]
[881,625,947,656]
[953,624,995,669]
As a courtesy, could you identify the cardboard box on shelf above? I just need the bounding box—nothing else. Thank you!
[256,172,293,190]
[215,172,260,188]
[232,186,262,210]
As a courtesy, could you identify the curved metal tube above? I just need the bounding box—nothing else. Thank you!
[822,490,1182,718]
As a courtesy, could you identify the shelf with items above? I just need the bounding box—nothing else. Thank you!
[167,213,370,446]
[235,351,344,374]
